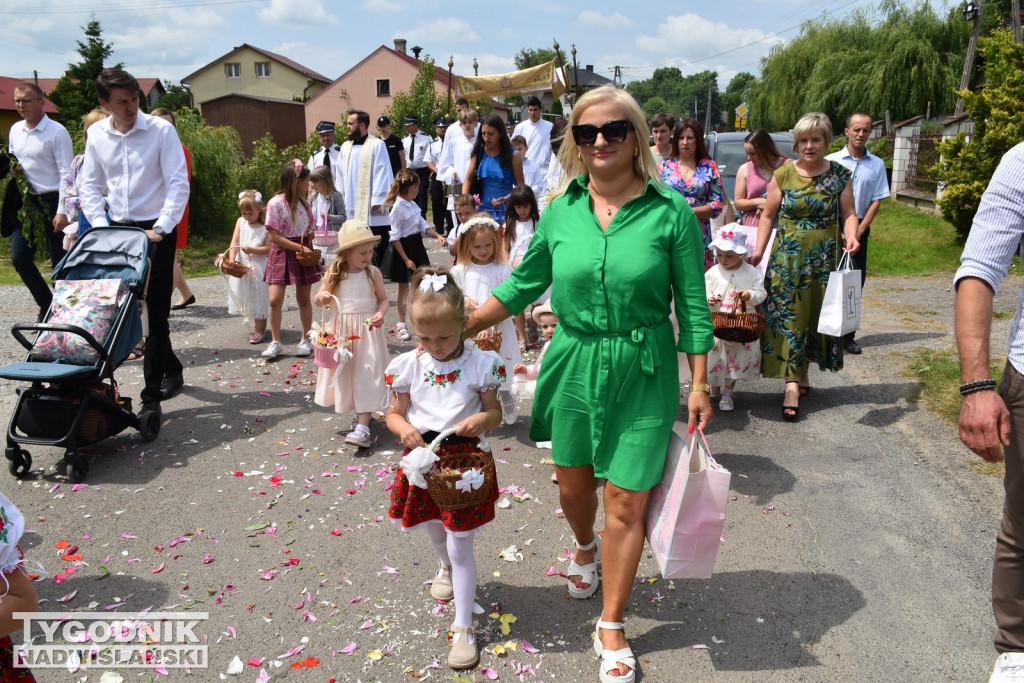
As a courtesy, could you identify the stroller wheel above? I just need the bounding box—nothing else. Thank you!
[6,448,31,479]
[65,451,88,483]
[139,411,160,442]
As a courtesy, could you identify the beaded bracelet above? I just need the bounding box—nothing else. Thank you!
[960,379,998,396]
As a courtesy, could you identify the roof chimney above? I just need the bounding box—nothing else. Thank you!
[394,39,407,55]
[586,65,594,72]
[412,45,423,60]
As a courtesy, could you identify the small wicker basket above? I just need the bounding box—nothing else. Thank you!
[312,296,342,370]
[296,231,321,267]
[424,428,497,511]
[220,247,249,279]
[473,329,503,353]
[711,297,765,344]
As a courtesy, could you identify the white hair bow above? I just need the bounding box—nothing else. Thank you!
[419,273,447,293]
[455,468,485,493]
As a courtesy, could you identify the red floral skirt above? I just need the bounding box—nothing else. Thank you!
[0,634,35,681]
[389,435,498,532]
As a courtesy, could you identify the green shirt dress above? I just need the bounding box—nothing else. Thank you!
[492,176,714,491]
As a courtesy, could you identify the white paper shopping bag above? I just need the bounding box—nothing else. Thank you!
[817,251,861,337]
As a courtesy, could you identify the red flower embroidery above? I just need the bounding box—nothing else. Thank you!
[446,372,457,382]
[435,374,445,383]
[385,373,395,386]
[497,365,506,378]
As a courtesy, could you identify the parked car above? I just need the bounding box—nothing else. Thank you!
[704,131,795,204]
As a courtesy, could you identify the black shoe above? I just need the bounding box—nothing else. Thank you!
[844,339,863,355]
[140,401,161,418]
[170,294,195,310]
[159,374,184,400]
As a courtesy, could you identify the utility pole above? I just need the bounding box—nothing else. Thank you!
[955,0,986,116]
[1013,0,1022,44]
[704,82,713,132]
[612,66,623,88]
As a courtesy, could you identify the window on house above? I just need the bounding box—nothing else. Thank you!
[377,79,390,97]
[225,63,240,78]
[255,62,271,78]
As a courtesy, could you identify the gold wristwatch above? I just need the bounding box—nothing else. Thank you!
[690,383,711,393]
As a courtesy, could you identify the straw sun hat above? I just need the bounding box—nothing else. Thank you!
[336,220,380,251]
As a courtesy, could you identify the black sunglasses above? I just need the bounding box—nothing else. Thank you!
[571,120,634,147]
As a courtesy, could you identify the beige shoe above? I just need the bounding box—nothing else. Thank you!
[429,563,454,601]
[448,625,479,669]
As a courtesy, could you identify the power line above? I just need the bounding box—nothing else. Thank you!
[0,0,260,14]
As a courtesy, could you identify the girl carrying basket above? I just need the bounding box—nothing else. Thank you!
[313,221,390,448]
[385,265,505,670]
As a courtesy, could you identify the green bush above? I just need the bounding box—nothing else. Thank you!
[935,29,1024,240]
[234,132,319,205]
[174,108,243,240]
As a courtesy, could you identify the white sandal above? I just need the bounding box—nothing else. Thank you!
[566,530,601,599]
[593,620,636,683]
[720,387,735,412]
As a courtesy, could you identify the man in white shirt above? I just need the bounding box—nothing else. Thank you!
[424,116,454,235]
[540,117,568,213]
[340,110,394,267]
[513,96,553,174]
[79,68,189,418]
[437,109,480,228]
[825,111,890,355]
[7,82,73,317]
[403,116,432,218]
[308,120,343,190]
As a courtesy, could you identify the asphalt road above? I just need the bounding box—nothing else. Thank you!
[0,247,1016,682]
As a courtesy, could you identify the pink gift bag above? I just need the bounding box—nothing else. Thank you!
[645,425,731,579]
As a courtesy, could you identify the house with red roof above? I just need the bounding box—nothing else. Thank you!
[304,40,508,136]
[181,44,331,114]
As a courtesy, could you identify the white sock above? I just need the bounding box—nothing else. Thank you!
[425,520,451,568]
[447,530,476,629]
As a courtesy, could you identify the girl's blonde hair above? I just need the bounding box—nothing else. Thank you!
[238,190,266,223]
[455,214,506,266]
[550,85,662,202]
[322,244,373,293]
[309,165,337,195]
[409,265,467,359]
[382,169,419,209]
[82,108,109,138]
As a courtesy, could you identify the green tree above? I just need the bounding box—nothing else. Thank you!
[641,96,670,120]
[382,57,450,137]
[749,2,969,131]
[49,17,120,139]
[154,81,193,112]
[513,46,568,70]
[626,68,722,130]
[234,132,318,216]
[935,29,1024,239]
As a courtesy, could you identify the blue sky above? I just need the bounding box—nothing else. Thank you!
[1,0,930,89]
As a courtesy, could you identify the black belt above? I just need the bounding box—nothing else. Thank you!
[421,430,477,447]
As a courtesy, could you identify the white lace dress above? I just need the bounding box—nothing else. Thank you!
[227,217,269,320]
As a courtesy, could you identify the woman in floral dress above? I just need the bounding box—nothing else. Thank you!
[657,118,724,270]
[750,112,860,421]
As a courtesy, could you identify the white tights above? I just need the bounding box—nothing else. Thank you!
[425,520,476,629]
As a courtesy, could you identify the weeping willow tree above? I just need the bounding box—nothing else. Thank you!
[749,1,969,131]
[172,108,243,239]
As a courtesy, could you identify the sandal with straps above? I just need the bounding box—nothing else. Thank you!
[567,530,601,599]
[594,619,636,683]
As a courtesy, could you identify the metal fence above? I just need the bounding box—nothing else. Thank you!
[906,134,941,192]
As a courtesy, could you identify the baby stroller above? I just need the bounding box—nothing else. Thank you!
[0,226,159,482]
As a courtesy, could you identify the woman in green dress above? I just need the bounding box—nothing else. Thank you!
[465,85,713,683]
[750,112,860,421]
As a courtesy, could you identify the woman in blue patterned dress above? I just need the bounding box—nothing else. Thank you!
[657,118,724,270]
[750,112,860,421]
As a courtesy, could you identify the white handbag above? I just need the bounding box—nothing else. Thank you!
[817,251,861,337]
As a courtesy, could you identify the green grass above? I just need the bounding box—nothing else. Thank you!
[871,201,966,276]
[902,346,1006,476]
[0,233,228,286]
